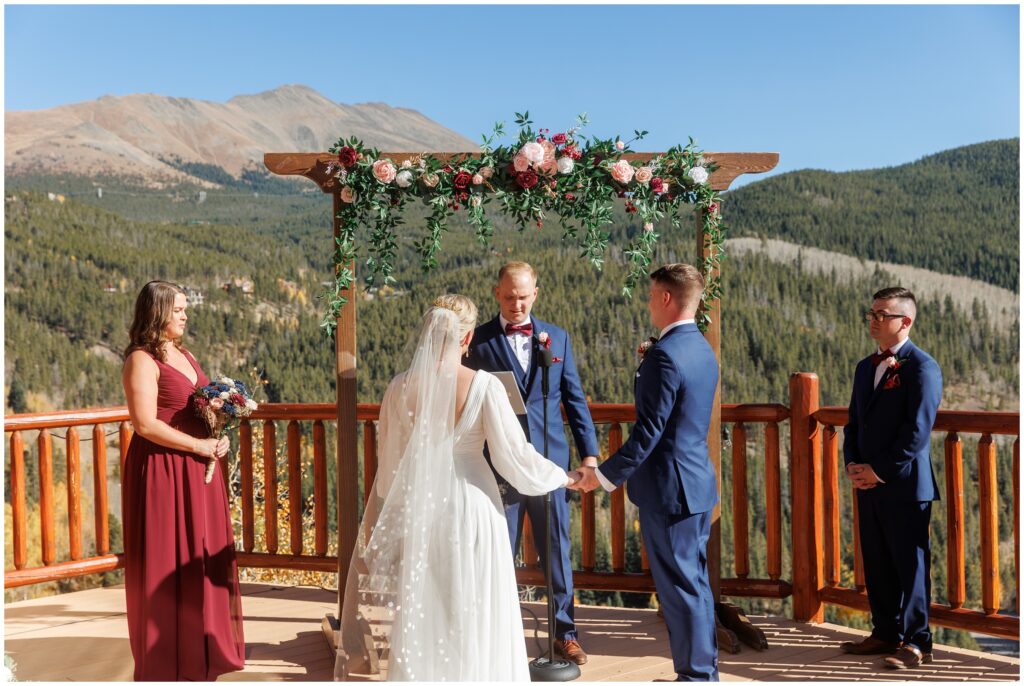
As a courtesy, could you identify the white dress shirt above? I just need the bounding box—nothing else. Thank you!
[873,337,910,389]
[594,319,696,492]
[499,314,532,373]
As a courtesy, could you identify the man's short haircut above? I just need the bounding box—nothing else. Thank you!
[650,263,704,310]
[498,261,537,284]
[873,286,917,319]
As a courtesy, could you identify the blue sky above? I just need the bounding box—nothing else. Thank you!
[4,4,1019,181]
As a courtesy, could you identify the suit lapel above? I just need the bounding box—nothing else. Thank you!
[865,340,914,412]
[524,317,541,397]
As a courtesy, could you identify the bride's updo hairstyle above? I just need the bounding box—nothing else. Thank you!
[432,294,478,339]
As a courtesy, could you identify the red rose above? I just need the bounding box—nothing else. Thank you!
[338,147,358,168]
[564,192,576,202]
[453,171,472,189]
[551,133,567,145]
[516,170,539,189]
[650,177,664,193]
[707,202,719,215]
[442,165,453,173]
[194,396,209,409]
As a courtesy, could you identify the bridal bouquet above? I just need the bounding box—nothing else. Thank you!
[193,377,258,484]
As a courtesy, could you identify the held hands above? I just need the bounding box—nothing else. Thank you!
[567,465,601,493]
[846,462,884,490]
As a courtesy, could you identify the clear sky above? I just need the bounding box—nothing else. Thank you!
[4,4,1019,181]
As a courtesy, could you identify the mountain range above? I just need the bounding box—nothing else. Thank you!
[5,84,476,185]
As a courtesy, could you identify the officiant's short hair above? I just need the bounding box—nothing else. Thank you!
[650,263,704,309]
[498,261,537,284]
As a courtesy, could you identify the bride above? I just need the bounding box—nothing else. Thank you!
[335,294,576,682]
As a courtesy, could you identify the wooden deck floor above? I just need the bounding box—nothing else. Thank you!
[4,583,1019,681]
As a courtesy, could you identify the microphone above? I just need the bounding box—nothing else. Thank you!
[536,343,553,395]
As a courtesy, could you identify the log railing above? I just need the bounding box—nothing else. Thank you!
[6,385,1019,642]
[792,372,1020,640]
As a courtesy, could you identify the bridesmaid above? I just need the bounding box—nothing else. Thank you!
[121,281,245,680]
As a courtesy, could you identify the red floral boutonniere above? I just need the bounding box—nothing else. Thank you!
[882,356,910,390]
[637,336,659,359]
[536,332,562,363]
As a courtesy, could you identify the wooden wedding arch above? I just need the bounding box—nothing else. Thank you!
[265,148,780,647]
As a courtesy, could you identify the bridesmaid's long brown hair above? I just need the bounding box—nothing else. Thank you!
[125,281,185,361]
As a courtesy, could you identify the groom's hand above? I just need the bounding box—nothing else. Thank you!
[573,466,601,493]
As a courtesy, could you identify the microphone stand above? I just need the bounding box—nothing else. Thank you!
[529,343,581,682]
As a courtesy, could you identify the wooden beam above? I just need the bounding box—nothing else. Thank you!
[264,151,779,193]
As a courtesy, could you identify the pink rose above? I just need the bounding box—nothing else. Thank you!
[634,166,653,184]
[540,139,557,162]
[372,159,397,184]
[340,186,357,203]
[520,142,545,166]
[512,154,530,172]
[615,140,625,151]
[210,397,225,410]
[551,133,567,145]
[609,160,635,184]
[472,173,484,185]
[538,159,558,176]
[479,166,494,179]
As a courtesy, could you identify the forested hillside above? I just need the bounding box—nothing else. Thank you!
[726,139,1020,290]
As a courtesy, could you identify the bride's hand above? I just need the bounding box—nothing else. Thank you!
[565,470,582,489]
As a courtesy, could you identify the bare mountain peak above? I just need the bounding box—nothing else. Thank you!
[6,85,476,184]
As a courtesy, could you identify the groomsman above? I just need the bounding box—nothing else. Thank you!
[841,287,942,669]
[572,263,720,681]
[466,261,600,665]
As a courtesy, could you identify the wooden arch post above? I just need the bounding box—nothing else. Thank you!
[265,149,779,653]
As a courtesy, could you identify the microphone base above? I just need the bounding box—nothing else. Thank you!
[529,656,581,682]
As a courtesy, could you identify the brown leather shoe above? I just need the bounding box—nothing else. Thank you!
[840,635,901,655]
[554,638,588,665]
[883,645,933,669]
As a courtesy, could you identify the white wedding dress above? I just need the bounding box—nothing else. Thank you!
[336,308,566,682]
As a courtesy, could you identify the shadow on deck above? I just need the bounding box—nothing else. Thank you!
[4,583,1019,681]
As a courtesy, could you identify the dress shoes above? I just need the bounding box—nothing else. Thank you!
[554,638,588,665]
[883,645,933,669]
[840,635,900,655]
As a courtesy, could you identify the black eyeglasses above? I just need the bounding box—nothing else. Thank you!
[864,310,906,323]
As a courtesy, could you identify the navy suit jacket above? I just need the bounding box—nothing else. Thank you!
[843,339,942,503]
[600,323,720,516]
[466,316,599,479]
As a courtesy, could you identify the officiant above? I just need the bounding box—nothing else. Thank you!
[466,261,600,666]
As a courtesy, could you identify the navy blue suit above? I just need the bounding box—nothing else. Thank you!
[466,315,599,642]
[599,322,720,681]
[844,338,942,653]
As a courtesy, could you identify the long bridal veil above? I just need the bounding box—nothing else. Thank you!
[334,306,466,681]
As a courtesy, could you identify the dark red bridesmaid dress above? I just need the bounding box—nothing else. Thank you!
[123,350,245,681]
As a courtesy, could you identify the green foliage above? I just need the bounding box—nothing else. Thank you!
[725,139,1020,290]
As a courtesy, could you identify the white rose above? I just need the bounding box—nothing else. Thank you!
[538,331,549,344]
[556,157,575,175]
[219,391,230,400]
[521,142,545,166]
[688,166,709,184]
[246,399,258,411]
[218,376,233,385]
[400,160,413,169]
[396,170,414,188]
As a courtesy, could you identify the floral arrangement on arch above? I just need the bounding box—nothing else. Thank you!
[321,112,726,337]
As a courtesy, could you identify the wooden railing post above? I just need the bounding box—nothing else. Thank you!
[789,372,823,622]
[10,431,27,569]
[821,425,840,587]
[92,424,109,556]
[764,422,782,580]
[978,434,1000,615]
[944,432,966,608]
[731,422,749,579]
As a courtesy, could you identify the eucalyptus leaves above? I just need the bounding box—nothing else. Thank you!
[321,112,726,337]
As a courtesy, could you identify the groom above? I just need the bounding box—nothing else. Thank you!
[572,263,720,681]
[466,261,600,666]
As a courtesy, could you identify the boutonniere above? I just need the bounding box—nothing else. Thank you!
[637,336,659,360]
[882,356,909,390]
[535,331,562,363]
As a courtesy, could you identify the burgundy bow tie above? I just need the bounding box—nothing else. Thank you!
[870,349,895,366]
[505,322,533,336]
